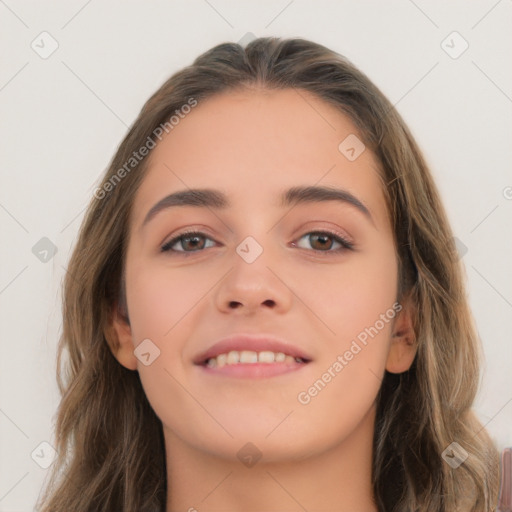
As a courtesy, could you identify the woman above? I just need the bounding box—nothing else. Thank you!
[36,37,500,512]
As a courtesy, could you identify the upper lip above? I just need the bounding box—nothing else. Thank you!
[193,334,313,365]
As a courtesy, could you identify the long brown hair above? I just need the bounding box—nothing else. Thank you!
[36,37,500,512]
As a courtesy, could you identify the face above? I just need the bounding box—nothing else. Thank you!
[110,87,415,462]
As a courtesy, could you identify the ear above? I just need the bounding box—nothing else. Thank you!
[385,295,417,374]
[104,300,138,371]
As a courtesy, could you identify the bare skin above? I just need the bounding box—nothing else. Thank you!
[107,87,417,512]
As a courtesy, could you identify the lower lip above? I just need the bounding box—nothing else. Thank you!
[196,361,310,378]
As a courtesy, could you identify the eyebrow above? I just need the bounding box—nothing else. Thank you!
[141,185,375,229]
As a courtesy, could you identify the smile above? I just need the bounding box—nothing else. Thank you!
[198,350,311,378]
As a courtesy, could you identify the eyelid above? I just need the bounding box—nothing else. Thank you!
[292,230,354,253]
[160,228,216,252]
[292,221,354,245]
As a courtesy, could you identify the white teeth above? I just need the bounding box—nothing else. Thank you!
[275,352,286,362]
[239,350,258,363]
[227,351,239,364]
[204,350,306,367]
[206,358,217,368]
[258,351,275,363]
[216,353,227,367]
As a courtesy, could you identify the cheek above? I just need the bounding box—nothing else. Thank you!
[126,259,208,343]
[124,259,210,431]
[295,250,398,435]
[296,242,398,405]
[299,242,398,343]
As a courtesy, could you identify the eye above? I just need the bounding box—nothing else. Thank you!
[161,229,354,255]
[292,230,354,253]
[161,230,216,254]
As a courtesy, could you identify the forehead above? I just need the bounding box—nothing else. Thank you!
[131,87,389,229]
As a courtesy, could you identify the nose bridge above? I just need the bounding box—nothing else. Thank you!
[214,226,292,312]
[231,231,278,290]
[230,205,280,266]
[235,234,267,266]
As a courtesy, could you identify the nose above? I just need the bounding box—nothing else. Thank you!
[214,243,293,315]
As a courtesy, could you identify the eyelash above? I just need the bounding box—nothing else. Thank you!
[160,229,354,255]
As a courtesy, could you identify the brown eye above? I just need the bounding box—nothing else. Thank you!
[161,231,215,253]
[294,231,354,252]
[309,233,335,250]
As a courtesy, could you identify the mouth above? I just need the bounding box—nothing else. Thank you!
[202,350,310,367]
[193,335,312,379]
[198,351,311,378]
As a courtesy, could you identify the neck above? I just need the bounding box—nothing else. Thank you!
[164,405,379,512]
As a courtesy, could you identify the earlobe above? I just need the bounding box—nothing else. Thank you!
[385,329,417,374]
[385,298,417,374]
[104,301,138,371]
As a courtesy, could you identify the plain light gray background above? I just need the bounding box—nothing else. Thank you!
[1,1,511,510]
